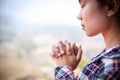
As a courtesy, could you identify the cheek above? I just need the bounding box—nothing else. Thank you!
[82,9,90,24]
[83,12,109,36]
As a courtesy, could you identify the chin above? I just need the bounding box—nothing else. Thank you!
[86,33,99,37]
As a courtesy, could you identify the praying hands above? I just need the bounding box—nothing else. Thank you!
[50,41,82,70]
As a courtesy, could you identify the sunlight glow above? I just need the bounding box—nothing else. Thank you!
[1,0,80,25]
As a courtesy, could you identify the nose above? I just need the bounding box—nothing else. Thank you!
[77,11,82,20]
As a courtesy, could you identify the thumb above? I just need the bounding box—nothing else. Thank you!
[76,45,82,62]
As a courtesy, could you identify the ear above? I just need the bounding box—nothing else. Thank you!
[107,0,120,17]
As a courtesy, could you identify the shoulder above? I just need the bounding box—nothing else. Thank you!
[95,57,120,80]
[95,46,120,80]
[101,45,120,70]
[102,58,120,71]
[103,45,120,58]
[102,45,120,70]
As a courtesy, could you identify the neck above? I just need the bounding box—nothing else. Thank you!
[102,23,120,50]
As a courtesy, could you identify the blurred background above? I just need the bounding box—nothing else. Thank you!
[0,0,104,80]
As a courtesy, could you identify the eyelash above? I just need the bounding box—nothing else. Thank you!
[81,4,85,8]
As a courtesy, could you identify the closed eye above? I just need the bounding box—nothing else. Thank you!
[80,0,86,8]
[81,4,85,8]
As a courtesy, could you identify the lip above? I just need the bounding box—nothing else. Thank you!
[81,24,85,30]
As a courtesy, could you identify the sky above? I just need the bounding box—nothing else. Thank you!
[0,0,104,47]
[1,0,80,25]
[1,0,86,46]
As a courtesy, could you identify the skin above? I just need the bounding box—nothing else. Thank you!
[78,0,110,37]
[50,0,120,70]
[50,41,82,70]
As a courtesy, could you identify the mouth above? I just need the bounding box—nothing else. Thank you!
[81,24,85,30]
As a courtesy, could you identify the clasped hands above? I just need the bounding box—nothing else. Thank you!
[50,41,82,70]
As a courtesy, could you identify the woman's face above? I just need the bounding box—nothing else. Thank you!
[78,0,110,36]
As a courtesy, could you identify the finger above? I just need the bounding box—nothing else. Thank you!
[76,45,82,62]
[72,43,75,55]
[50,49,59,59]
[58,41,66,54]
[73,43,78,56]
[52,45,60,58]
[66,42,72,55]
[50,52,59,63]
[64,40,68,45]
[50,52,56,59]
[52,45,60,53]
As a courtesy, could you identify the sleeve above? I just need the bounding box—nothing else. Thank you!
[96,59,120,80]
[55,66,76,80]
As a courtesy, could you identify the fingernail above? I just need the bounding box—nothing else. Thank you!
[79,45,81,48]
[58,53,61,56]
[60,50,64,54]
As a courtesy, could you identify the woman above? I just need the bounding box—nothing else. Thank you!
[50,0,120,80]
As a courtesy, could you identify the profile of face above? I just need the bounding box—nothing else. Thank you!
[77,0,110,37]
